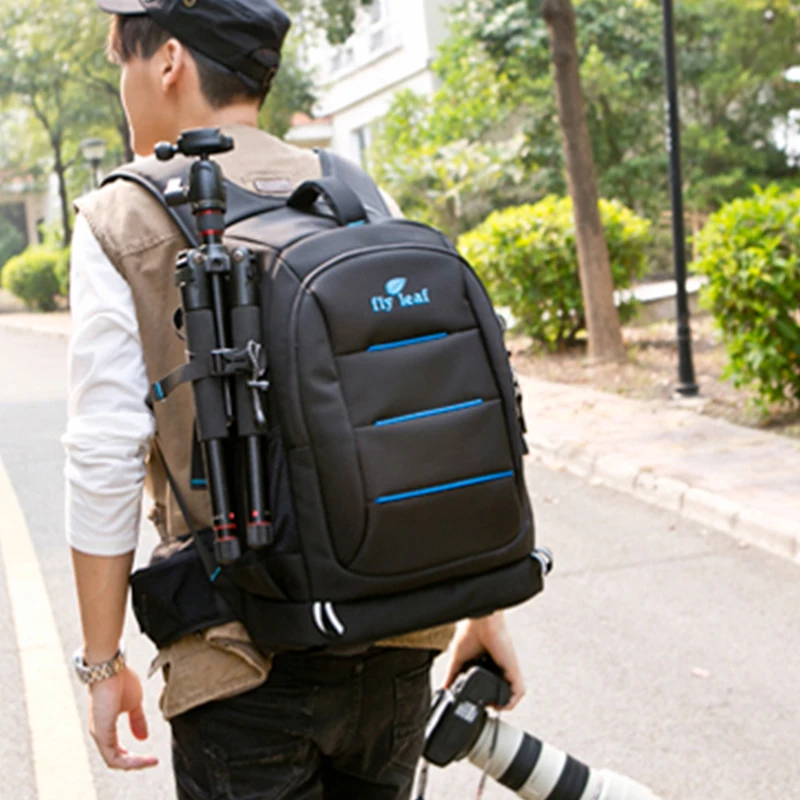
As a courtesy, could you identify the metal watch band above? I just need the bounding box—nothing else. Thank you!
[73,648,126,686]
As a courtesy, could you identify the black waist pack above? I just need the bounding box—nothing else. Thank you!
[116,145,550,654]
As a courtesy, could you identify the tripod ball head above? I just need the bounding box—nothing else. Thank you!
[155,128,235,162]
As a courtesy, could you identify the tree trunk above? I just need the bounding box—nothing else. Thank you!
[118,121,134,164]
[112,90,134,163]
[52,137,72,249]
[542,0,625,362]
[28,99,73,248]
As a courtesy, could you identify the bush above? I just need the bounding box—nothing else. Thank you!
[54,247,71,298]
[1,247,66,311]
[0,216,26,278]
[457,197,652,349]
[693,186,800,410]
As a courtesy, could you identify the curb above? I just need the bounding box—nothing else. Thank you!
[0,314,71,339]
[527,437,799,565]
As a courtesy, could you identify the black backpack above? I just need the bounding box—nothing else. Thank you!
[113,147,549,653]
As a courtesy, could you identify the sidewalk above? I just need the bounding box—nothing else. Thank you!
[0,290,71,337]
[520,374,800,562]
[1,298,797,562]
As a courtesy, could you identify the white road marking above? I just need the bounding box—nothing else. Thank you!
[0,454,97,800]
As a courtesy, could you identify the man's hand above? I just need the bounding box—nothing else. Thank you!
[88,665,159,770]
[443,611,525,710]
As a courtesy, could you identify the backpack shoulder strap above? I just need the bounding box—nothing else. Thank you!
[103,158,285,246]
[103,159,200,246]
[317,149,393,222]
[102,149,391,242]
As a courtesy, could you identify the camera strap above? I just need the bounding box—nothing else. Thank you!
[475,712,502,799]
[413,762,428,800]
[413,710,502,800]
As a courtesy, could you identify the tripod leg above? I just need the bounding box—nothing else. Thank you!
[181,256,241,565]
[230,249,272,550]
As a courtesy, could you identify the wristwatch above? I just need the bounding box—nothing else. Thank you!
[73,648,126,686]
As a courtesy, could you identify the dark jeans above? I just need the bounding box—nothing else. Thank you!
[170,647,436,800]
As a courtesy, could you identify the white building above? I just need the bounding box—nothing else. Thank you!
[287,0,451,163]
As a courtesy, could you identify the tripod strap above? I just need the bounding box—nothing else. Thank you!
[148,340,267,409]
[148,359,211,408]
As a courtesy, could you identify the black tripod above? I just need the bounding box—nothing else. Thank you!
[155,129,272,565]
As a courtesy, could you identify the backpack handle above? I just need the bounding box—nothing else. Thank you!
[288,177,368,227]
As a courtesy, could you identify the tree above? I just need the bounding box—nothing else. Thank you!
[474,0,800,215]
[0,0,129,247]
[259,45,316,139]
[368,31,527,239]
[371,0,799,357]
[674,0,800,210]
[311,0,625,359]
[283,0,371,45]
[540,0,624,361]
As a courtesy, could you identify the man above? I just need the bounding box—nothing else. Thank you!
[65,1,525,797]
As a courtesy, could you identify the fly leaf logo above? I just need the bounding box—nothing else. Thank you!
[371,277,431,313]
[385,278,407,296]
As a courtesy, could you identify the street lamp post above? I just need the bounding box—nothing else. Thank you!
[80,138,108,190]
[661,0,699,397]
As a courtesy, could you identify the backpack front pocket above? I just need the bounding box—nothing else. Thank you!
[348,398,520,576]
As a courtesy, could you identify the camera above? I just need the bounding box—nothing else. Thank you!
[423,657,662,800]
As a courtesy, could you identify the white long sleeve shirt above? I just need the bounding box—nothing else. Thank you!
[63,214,156,556]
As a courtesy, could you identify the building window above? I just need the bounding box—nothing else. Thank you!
[370,28,385,52]
[353,125,373,167]
[324,0,393,77]
[330,44,355,74]
[366,0,388,53]
[366,0,383,25]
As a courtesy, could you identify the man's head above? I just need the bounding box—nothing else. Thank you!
[99,0,291,156]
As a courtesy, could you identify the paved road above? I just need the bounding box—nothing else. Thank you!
[1,325,798,800]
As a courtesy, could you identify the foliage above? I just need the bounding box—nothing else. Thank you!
[54,247,71,299]
[0,216,26,276]
[1,246,67,311]
[284,0,371,45]
[0,0,130,247]
[372,0,799,229]
[693,187,800,410]
[458,197,651,349]
[369,27,529,240]
[0,0,315,249]
[259,45,316,138]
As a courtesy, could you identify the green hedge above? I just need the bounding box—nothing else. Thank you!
[693,186,800,410]
[0,216,26,277]
[55,247,71,298]
[1,246,68,311]
[458,197,652,349]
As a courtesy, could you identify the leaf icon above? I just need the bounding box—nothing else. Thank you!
[385,278,407,296]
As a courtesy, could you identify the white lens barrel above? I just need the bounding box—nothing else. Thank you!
[467,718,662,800]
[593,769,663,800]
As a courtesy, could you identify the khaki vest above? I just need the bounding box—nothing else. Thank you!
[76,125,454,719]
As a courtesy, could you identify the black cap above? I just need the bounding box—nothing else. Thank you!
[97,0,291,92]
